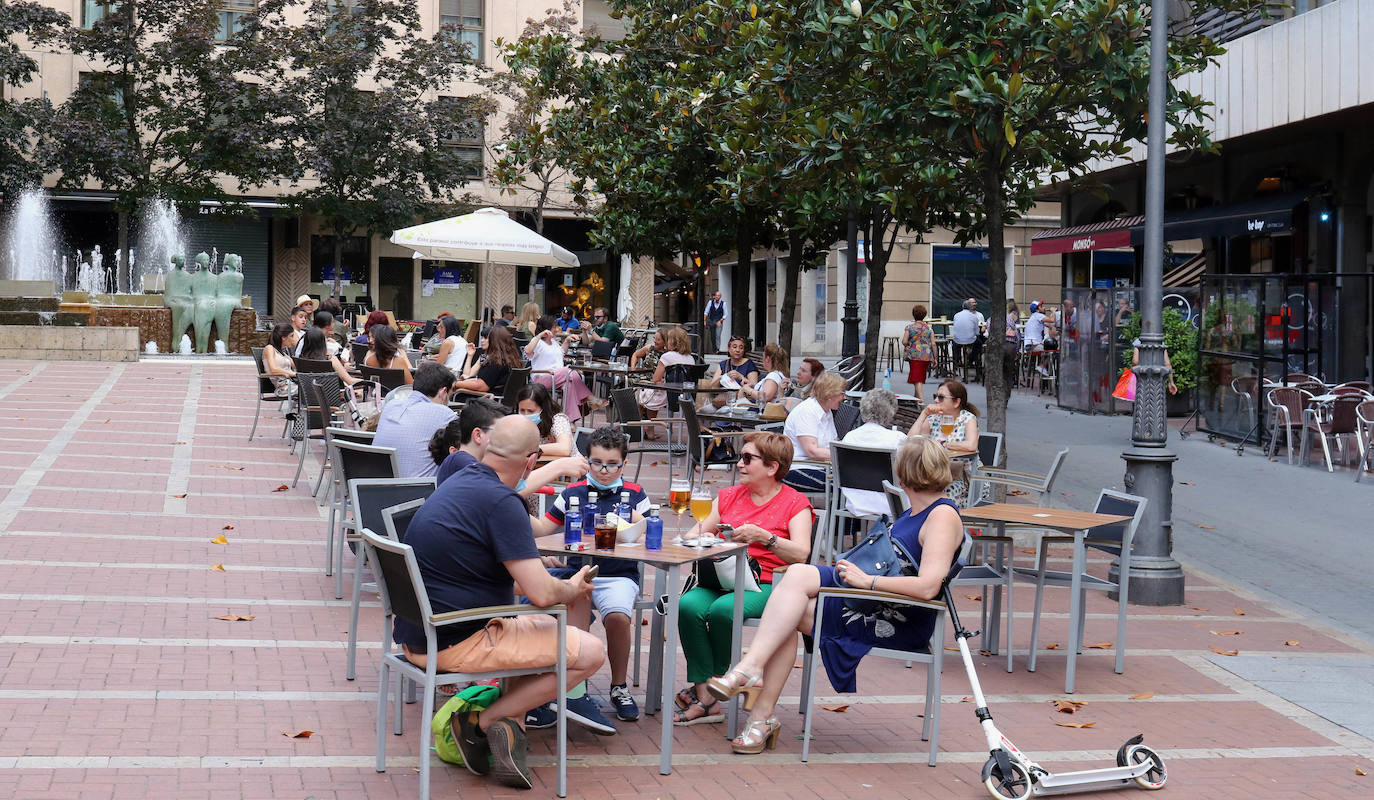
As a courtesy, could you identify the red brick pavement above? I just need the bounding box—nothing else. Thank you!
[1,358,1371,799]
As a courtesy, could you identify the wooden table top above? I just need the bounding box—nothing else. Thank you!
[958,503,1129,532]
[534,532,746,566]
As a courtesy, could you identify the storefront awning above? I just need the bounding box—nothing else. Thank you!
[1030,217,1143,255]
[1158,192,1306,241]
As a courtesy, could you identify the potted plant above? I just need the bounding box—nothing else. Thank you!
[1120,307,1198,415]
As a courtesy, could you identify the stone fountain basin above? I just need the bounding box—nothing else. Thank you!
[0,296,60,313]
[0,311,87,326]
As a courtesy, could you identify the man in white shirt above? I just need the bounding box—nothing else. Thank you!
[837,389,908,518]
[373,362,457,477]
[1023,300,1047,351]
[951,298,984,380]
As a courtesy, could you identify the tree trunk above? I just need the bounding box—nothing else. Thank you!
[732,219,753,344]
[860,217,889,391]
[777,229,804,354]
[331,234,343,300]
[982,165,1008,455]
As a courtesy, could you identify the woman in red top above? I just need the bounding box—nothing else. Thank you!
[671,432,813,726]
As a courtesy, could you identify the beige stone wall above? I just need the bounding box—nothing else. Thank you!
[0,325,139,362]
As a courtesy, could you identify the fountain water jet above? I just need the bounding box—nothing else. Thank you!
[3,188,61,289]
[136,198,185,293]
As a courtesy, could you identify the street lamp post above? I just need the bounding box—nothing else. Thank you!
[1119,0,1185,605]
[842,207,860,358]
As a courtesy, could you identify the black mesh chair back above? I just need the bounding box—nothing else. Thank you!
[977,432,1003,468]
[679,396,734,469]
[574,427,594,456]
[330,428,375,447]
[1087,490,1143,558]
[296,373,341,434]
[351,341,369,365]
[359,365,407,395]
[421,319,438,340]
[501,366,532,411]
[591,339,614,359]
[251,347,277,395]
[382,498,426,542]
[293,356,335,373]
[833,402,861,438]
[349,478,435,552]
[609,387,645,443]
[364,533,427,629]
[335,440,398,486]
[831,441,896,493]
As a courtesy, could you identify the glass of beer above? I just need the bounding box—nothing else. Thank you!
[939,416,956,439]
[689,489,714,527]
[593,514,617,551]
[668,477,691,538]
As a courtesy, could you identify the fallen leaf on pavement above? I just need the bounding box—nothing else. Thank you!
[1007,489,1028,496]
[960,696,974,703]
[1357,766,1367,776]
[1211,648,1239,656]
[272,485,289,492]
[212,464,245,471]
[284,731,314,739]
[1055,721,1096,729]
[793,663,803,669]
[1284,640,1300,647]
[210,535,229,545]
[1210,630,1243,636]
[1187,606,1208,612]
[210,564,226,572]
[1052,700,1086,713]
[822,705,849,712]
[100,419,110,424]
[1084,642,1113,649]
[222,524,234,530]
[170,493,187,499]
[978,649,994,657]
[1130,692,1154,700]
[1234,607,1246,616]
[964,594,982,601]
[944,646,960,652]
[1198,525,1214,530]
[1046,643,1061,650]
[1019,547,1036,554]
[1179,481,1195,486]
[174,441,186,444]
[214,614,255,622]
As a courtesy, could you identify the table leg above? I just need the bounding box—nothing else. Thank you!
[644,567,667,715]
[659,564,681,775]
[726,554,747,740]
[1066,531,1086,694]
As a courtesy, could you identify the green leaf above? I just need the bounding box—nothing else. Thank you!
[1008,72,1023,98]
[1004,119,1017,147]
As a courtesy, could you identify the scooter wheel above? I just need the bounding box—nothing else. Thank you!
[982,757,1032,799]
[1125,743,1167,790]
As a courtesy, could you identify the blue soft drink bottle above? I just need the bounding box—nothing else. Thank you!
[645,505,663,550]
[564,497,582,548]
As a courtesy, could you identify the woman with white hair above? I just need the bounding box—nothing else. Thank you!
[838,388,909,517]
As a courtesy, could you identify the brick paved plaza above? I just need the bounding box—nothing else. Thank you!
[0,359,1371,799]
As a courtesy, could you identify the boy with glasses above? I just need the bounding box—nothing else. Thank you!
[528,426,650,729]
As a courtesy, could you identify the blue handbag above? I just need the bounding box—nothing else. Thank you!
[837,518,917,614]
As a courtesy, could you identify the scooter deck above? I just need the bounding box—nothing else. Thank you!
[1030,762,1154,796]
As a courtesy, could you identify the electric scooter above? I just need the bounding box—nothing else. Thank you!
[943,586,1168,798]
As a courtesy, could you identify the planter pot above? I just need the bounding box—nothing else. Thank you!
[1166,391,1196,417]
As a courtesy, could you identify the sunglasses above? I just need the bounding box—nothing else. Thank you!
[737,452,770,465]
[589,459,623,473]
[933,394,952,401]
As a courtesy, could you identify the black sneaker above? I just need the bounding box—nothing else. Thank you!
[608,684,640,721]
[450,709,490,776]
[486,717,534,790]
[524,702,557,730]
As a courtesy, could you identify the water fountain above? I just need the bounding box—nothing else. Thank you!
[136,197,185,296]
[1,187,61,292]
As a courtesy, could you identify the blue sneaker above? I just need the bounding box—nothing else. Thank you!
[562,695,617,735]
[523,703,557,730]
[609,684,640,721]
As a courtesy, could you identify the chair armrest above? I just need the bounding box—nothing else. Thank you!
[791,458,830,470]
[816,586,945,615]
[431,603,568,626]
[703,430,755,438]
[974,466,1044,481]
[968,475,1046,493]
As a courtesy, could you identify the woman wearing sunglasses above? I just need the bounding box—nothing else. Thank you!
[909,378,980,507]
[671,432,813,726]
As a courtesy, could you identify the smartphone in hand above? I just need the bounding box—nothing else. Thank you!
[583,565,599,582]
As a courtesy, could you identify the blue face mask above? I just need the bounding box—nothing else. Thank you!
[523,413,542,426]
[587,474,622,493]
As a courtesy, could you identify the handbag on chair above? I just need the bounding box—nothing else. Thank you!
[837,518,917,614]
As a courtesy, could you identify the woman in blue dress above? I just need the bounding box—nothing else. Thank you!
[703,436,964,754]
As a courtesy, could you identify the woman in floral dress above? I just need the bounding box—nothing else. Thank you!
[908,379,980,507]
[902,304,935,402]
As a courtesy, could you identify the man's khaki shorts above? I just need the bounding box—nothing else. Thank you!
[403,615,583,673]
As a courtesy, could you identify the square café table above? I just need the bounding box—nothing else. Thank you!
[957,503,1131,694]
[534,532,749,774]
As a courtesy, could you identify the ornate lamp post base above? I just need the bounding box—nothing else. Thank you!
[1116,446,1185,606]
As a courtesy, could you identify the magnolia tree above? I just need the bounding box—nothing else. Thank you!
[0,1,68,203]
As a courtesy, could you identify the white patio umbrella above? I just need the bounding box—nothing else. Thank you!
[389,207,579,317]
[616,253,634,323]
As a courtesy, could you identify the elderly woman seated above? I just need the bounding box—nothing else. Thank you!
[781,372,847,492]
[671,432,814,726]
[838,388,909,517]
[704,437,963,753]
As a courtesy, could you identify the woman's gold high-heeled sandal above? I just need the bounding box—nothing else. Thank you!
[706,668,762,710]
[731,717,781,754]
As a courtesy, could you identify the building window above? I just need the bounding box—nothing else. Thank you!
[81,1,117,29]
[215,0,256,42]
[441,0,483,63]
[77,71,127,111]
[437,96,485,180]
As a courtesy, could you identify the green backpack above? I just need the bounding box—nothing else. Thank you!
[432,684,500,766]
